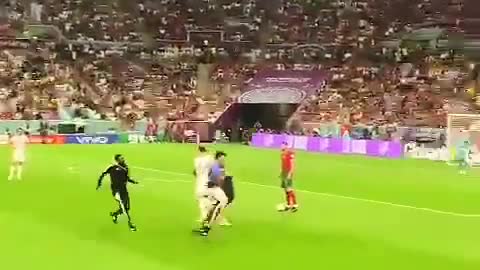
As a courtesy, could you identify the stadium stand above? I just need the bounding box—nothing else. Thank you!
[0,0,475,141]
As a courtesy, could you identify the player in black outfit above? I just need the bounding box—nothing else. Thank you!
[97,154,139,231]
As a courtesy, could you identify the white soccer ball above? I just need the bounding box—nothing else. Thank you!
[276,203,287,211]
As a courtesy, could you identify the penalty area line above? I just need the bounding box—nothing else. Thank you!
[134,166,480,218]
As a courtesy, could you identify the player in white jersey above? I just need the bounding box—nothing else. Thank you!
[193,146,232,226]
[194,146,214,221]
[8,129,29,181]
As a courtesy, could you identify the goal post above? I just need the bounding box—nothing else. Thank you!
[447,113,480,165]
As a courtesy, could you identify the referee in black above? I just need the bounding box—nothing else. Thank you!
[97,154,139,232]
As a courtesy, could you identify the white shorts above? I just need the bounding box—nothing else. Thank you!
[205,186,228,207]
[195,177,209,198]
[196,186,208,199]
[12,150,26,163]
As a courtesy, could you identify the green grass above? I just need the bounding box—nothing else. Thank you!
[1,143,480,269]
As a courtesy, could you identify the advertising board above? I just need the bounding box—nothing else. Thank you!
[119,133,147,144]
[29,135,66,144]
[65,134,119,144]
[251,133,403,158]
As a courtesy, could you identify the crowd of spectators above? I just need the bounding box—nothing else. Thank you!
[0,0,473,135]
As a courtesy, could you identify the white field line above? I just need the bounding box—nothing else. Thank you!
[133,166,480,218]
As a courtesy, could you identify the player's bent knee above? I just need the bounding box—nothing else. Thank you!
[218,197,228,207]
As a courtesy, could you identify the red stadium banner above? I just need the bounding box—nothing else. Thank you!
[29,135,65,144]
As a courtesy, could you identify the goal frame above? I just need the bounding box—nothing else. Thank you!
[447,113,480,165]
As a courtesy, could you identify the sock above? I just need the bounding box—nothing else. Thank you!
[124,209,132,223]
[16,165,22,180]
[8,166,15,180]
[285,191,290,205]
[199,199,209,220]
[205,202,223,226]
[118,201,132,223]
[290,191,297,206]
[287,191,297,206]
[212,206,222,223]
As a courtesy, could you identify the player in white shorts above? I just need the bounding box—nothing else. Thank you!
[9,129,29,181]
[193,146,214,221]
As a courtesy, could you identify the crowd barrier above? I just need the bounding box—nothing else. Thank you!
[251,133,404,158]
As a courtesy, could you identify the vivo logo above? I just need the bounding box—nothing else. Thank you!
[76,136,109,144]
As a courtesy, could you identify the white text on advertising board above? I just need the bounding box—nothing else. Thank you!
[76,136,109,144]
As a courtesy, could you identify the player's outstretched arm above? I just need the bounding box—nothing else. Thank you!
[217,168,226,187]
[96,166,112,190]
[127,178,139,184]
[96,175,105,190]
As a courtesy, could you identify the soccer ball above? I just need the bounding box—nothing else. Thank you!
[276,203,288,212]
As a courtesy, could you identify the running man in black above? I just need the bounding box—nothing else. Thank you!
[97,154,139,231]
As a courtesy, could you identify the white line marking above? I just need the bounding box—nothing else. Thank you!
[133,166,480,218]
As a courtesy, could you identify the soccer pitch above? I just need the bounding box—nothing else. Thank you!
[1,143,480,270]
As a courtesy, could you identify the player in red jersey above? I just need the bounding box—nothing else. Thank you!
[278,142,298,212]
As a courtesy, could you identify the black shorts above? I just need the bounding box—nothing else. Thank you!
[112,190,130,211]
[222,176,235,204]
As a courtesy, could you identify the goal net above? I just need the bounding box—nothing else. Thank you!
[447,114,480,165]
